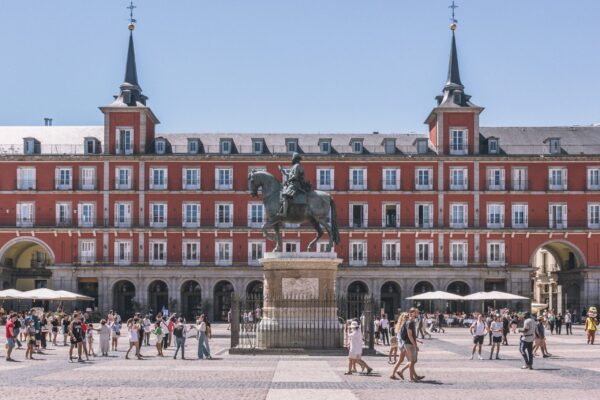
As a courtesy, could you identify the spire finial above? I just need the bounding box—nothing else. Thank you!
[449,1,458,31]
[127,1,137,31]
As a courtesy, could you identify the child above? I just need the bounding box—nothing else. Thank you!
[345,320,373,375]
[153,322,164,357]
[25,320,36,360]
[388,335,398,364]
[86,323,97,357]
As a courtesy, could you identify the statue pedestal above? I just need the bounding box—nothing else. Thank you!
[257,252,343,349]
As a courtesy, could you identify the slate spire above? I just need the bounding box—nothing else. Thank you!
[112,22,148,107]
[124,31,140,89]
[445,31,463,89]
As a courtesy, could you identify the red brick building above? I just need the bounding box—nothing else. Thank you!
[0,26,598,320]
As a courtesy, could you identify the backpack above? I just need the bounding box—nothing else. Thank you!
[400,322,410,342]
[173,324,184,338]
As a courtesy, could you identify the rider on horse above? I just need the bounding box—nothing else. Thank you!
[278,152,311,217]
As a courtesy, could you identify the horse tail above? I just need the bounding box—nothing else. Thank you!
[329,199,341,244]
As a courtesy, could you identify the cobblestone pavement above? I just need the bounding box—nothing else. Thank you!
[0,324,598,399]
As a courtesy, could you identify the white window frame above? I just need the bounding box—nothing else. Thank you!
[248,241,266,266]
[182,202,200,228]
[316,168,334,191]
[283,241,300,254]
[149,240,167,266]
[416,140,428,154]
[349,203,368,228]
[317,241,332,253]
[215,202,233,228]
[449,167,468,190]
[449,203,468,228]
[79,240,96,264]
[55,167,73,190]
[182,240,200,266]
[349,241,367,266]
[16,202,34,228]
[115,166,133,190]
[486,203,505,228]
[511,203,528,228]
[548,167,567,191]
[416,240,434,266]
[253,140,263,154]
[449,241,468,266]
[549,139,561,154]
[511,167,528,191]
[182,167,200,190]
[77,202,95,228]
[114,202,132,228]
[114,240,132,265]
[487,241,505,266]
[382,241,400,266]
[55,202,72,227]
[382,168,401,190]
[449,128,468,155]
[286,140,298,153]
[115,128,134,155]
[415,203,433,228]
[349,168,367,190]
[588,203,600,228]
[587,168,600,191]
[215,240,233,266]
[155,139,166,155]
[320,141,331,154]
[382,202,400,228]
[247,202,265,228]
[352,141,363,154]
[487,168,505,191]
[80,167,96,190]
[149,203,167,228]
[215,167,233,190]
[149,167,168,190]
[188,140,199,154]
[488,139,499,154]
[17,167,36,190]
[549,203,567,229]
[415,168,433,190]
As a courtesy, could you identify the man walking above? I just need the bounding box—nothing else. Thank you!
[564,310,573,335]
[380,314,390,346]
[518,312,535,370]
[398,308,424,382]
[469,314,487,360]
[5,313,17,362]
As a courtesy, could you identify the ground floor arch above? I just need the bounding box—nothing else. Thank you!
[213,280,234,321]
[380,281,401,319]
[446,281,470,313]
[113,280,136,318]
[181,280,202,320]
[148,280,169,316]
[413,281,435,312]
[0,237,55,291]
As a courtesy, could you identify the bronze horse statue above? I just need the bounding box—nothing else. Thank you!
[248,170,340,252]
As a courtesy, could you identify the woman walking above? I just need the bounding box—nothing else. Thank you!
[111,319,121,351]
[153,321,164,357]
[125,318,142,360]
[345,320,372,375]
[25,320,36,360]
[97,320,111,356]
[390,312,409,379]
[197,314,212,359]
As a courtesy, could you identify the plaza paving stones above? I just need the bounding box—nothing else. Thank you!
[0,324,598,399]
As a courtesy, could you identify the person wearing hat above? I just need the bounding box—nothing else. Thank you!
[533,315,551,358]
[518,312,535,369]
[345,320,372,375]
[277,152,311,218]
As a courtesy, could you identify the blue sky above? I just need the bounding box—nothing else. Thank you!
[0,1,599,134]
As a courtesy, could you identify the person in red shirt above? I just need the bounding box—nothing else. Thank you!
[5,313,17,361]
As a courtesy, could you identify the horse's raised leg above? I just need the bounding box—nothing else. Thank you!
[307,217,323,251]
[319,218,334,252]
[273,223,282,252]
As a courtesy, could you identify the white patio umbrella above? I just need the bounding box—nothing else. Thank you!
[0,289,26,300]
[406,291,465,301]
[20,288,63,301]
[463,291,529,301]
[54,290,94,301]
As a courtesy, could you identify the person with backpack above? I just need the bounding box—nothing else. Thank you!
[390,312,409,379]
[172,318,186,359]
[398,308,424,382]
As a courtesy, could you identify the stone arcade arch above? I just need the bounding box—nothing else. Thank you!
[181,280,202,320]
[346,281,370,319]
[446,281,470,313]
[112,280,136,318]
[148,280,169,315]
[380,281,401,319]
[213,280,235,321]
[412,281,435,312]
[0,237,55,290]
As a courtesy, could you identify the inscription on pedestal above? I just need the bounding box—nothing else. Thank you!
[282,277,318,298]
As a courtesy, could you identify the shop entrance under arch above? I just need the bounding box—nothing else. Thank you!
[148,280,169,315]
[380,281,401,319]
[113,280,136,319]
[181,280,202,320]
[214,281,234,322]
[446,281,470,313]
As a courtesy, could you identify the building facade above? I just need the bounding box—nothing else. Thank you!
[1,26,599,320]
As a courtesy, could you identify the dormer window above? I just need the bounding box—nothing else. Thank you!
[252,139,264,154]
[549,138,561,154]
[23,138,40,155]
[188,139,199,154]
[351,140,363,154]
[84,137,99,155]
[383,139,396,155]
[416,139,428,154]
[286,139,298,153]
[450,129,467,155]
[221,139,232,154]
[155,139,166,155]
[116,128,133,155]
[488,138,499,154]
[319,140,331,154]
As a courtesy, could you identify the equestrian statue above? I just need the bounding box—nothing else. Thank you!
[248,152,340,252]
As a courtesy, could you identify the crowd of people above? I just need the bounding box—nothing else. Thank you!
[3,308,214,362]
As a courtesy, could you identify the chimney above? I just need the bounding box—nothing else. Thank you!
[44,118,53,126]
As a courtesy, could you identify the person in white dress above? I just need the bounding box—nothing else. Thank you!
[345,320,372,375]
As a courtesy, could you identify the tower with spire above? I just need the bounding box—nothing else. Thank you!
[100,3,159,155]
[425,10,483,156]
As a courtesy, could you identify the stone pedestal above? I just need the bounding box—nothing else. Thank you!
[257,252,343,349]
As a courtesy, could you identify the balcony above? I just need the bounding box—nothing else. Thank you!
[16,179,36,190]
[486,180,505,191]
[511,179,528,191]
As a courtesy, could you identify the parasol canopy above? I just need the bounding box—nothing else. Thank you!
[463,291,529,301]
[0,289,26,300]
[405,291,465,301]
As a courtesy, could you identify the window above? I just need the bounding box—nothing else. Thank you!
[286,139,298,153]
[382,203,400,228]
[449,168,468,190]
[415,168,433,190]
[320,140,331,154]
[588,203,600,228]
[384,139,396,154]
[149,168,167,190]
[116,128,133,155]
[55,167,72,190]
[549,203,567,229]
[382,168,400,190]
[316,168,334,190]
[114,240,132,265]
[182,203,200,228]
[349,203,368,228]
[155,139,166,154]
[284,242,299,253]
[588,168,600,190]
[24,138,40,155]
[182,168,200,190]
[511,167,528,191]
[188,139,199,154]
[488,138,498,154]
[382,241,400,266]
[487,241,505,266]
[247,203,264,228]
[253,140,263,154]
[416,139,428,154]
[248,241,265,266]
[449,203,468,228]
[317,241,332,253]
[182,240,200,266]
[487,168,505,190]
[215,203,233,228]
[78,203,95,227]
[352,140,363,154]
[215,168,233,190]
[511,203,528,228]
[115,167,132,190]
[55,202,72,227]
[79,240,95,264]
[150,203,167,228]
[17,167,36,190]
[415,203,433,228]
[450,241,467,266]
[350,241,367,266]
[416,241,434,266]
[80,167,96,190]
[16,202,34,227]
[548,168,567,190]
[450,129,467,155]
[549,138,561,154]
[149,241,167,265]
[486,203,504,228]
[350,168,367,190]
[215,241,232,266]
[114,202,132,228]
[221,140,232,154]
